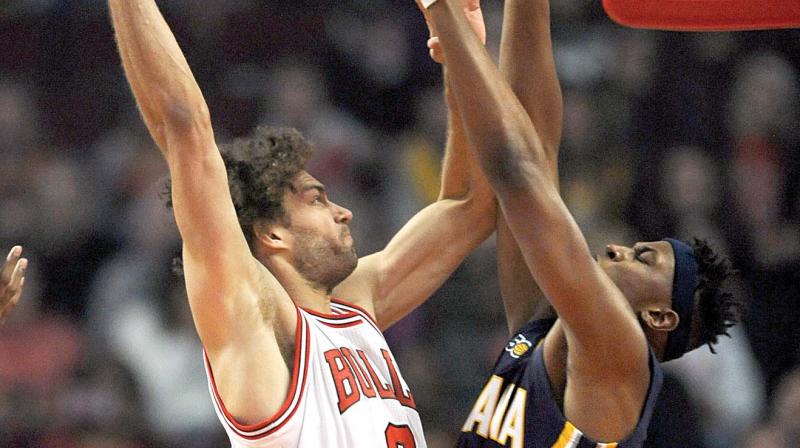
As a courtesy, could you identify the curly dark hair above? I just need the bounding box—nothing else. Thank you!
[689,238,744,354]
[165,126,313,250]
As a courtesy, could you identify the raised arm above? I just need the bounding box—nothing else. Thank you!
[109,0,297,423]
[333,10,496,329]
[335,77,496,329]
[500,0,562,158]
[1,246,26,324]
[424,0,647,375]
[495,0,562,333]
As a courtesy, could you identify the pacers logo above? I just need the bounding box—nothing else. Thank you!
[505,334,532,359]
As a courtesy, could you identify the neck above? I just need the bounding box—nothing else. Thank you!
[643,326,668,362]
[263,255,334,314]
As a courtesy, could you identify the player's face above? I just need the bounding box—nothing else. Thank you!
[596,240,675,310]
[283,172,358,291]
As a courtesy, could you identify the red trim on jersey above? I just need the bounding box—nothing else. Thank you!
[301,304,366,328]
[331,298,383,335]
[301,299,379,330]
[205,307,310,440]
[300,305,359,320]
[331,298,380,327]
[319,319,364,329]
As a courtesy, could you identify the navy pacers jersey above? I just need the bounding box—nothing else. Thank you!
[458,318,663,448]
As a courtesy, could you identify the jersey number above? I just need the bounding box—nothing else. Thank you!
[385,423,416,448]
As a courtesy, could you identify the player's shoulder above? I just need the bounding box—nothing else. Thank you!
[331,256,379,310]
[330,295,377,323]
[296,297,383,337]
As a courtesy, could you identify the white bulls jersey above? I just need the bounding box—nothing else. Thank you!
[205,299,427,448]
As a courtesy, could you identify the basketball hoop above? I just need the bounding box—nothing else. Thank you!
[602,0,800,31]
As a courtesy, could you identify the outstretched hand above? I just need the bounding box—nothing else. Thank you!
[416,0,486,63]
[1,246,27,324]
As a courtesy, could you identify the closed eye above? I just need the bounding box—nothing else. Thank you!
[634,247,653,264]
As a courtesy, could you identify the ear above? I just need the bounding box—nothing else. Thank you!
[639,308,680,332]
[252,222,291,253]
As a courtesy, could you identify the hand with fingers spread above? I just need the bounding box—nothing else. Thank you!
[1,246,27,324]
[417,0,485,63]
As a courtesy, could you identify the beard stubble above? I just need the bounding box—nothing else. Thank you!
[292,226,358,293]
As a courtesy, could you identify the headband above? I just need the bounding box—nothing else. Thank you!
[662,238,698,362]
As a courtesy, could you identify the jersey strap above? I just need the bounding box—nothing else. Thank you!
[330,298,383,334]
[302,305,368,329]
[204,307,311,440]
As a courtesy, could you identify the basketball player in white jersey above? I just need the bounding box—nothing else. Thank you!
[108,1,495,446]
[1,245,26,325]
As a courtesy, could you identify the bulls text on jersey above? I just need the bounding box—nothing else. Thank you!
[324,347,416,414]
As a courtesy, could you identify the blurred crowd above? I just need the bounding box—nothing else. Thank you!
[1,1,799,447]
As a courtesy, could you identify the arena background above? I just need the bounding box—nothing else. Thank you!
[1,1,799,447]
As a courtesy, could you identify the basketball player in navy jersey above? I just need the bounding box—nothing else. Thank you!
[1,246,26,325]
[108,1,496,445]
[417,0,743,446]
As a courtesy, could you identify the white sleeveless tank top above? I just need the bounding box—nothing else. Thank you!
[205,299,427,447]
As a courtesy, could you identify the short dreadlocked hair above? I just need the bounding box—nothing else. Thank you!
[165,126,313,250]
[689,238,744,354]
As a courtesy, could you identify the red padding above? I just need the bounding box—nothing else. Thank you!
[603,0,800,31]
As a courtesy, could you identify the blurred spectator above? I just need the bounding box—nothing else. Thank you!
[771,368,800,445]
[666,327,765,448]
[737,423,791,448]
[0,263,146,446]
[726,52,800,398]
[736,367,800,448]
[87,179,223,446]
[644,373,706,448]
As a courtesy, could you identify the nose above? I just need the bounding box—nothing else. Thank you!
[332,202,353,224]
[606,244,631,262]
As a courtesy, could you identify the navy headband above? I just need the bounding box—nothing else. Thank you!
[663,238,698,362]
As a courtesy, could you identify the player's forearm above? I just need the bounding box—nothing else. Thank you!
[499,0,562,182]
[370,193,496,328]
[438,75,472,200]
[494,0,560,330]
[428,0,549,192]
[438,70,495,212]
[109,0,210,152]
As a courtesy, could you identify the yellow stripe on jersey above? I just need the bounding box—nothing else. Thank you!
[551,421,583,448]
